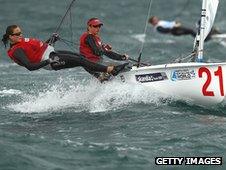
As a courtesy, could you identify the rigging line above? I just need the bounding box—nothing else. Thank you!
[69,8,74,43]
[59,37,74,44]
[59,38,76,51]
[59,37,80,47]
[55,0,77,33]
[172,51,196,63]
[124,45,141,54]
[59,37,83,52]
[137,0,153,67]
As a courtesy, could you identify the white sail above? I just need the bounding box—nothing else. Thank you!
[203,0,219,40]
[197,0,219,62]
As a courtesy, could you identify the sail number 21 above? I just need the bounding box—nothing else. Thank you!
[198,66,224,96]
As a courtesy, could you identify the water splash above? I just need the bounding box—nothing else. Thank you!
[0,63,18,68]
[7,77,167,113]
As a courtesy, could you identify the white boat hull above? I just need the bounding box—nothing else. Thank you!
[115,62,226,106]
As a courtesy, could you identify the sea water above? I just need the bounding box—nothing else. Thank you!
[1,0,226,169]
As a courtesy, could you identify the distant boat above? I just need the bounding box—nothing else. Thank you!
[114,0,225,106]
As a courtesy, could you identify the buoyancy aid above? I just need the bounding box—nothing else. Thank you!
[7,38,48,64]
[79,32,102,63]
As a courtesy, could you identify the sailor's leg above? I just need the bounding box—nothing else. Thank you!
[83,60,129,81]
[49,51,108,72]
[171,27,196,37]
[83,67,101,78]
[49,52,79,70]
[80,57,109,72]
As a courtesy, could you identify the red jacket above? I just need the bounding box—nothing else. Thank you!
[7,38,48,64]
[79,32,102,63]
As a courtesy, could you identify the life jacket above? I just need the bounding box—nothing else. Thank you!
[7,38,48,64]
[79,32,102,63]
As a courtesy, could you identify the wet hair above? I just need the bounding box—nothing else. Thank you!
[2,25,18,48]
[148,16,157,24]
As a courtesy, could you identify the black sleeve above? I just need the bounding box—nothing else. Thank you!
[13,48,50,71]
[156,26,171,33]
[86,34,125,60]
[85,34,103,56]
[85,34,125,60]
[103,51,125,60]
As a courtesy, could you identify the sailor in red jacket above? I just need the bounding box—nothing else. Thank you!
[80,18,129,78]
[2,25,125,75]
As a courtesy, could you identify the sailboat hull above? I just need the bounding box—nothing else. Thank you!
[115,62,226,106]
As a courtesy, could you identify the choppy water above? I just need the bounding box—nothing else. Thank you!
[1,0,226,170]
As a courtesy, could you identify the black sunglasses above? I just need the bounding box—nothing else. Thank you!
[11,32,22,36]
[92,25,101,28]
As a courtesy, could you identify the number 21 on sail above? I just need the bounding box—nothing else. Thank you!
[198,66,224,97]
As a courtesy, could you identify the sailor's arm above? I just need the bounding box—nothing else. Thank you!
[85,34,103,56]
[85,34,128,60]
[103,51,128,61]
[13,48,50,71]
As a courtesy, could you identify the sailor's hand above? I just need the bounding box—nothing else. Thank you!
[107,66,114,73]
[47,33,60,45]
[122,54,129,60]
[49,33,60,43]
[52,33,60,40]
[102,44,112,51]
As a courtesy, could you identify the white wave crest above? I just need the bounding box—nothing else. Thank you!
[131,34,146,43]
[7,77,168,113]
[0,89,22,97]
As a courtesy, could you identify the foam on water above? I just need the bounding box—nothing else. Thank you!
[218,40,226,47]
[0,63,18,68]
[7,77,167,113]
[131,34,146,43]
[131,33,176,44]
[0,89,22,97]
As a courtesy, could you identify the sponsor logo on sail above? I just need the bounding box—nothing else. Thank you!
[171,69,196,81]
[135,72,168,83]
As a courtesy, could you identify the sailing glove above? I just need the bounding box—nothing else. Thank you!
[122,54,129,60]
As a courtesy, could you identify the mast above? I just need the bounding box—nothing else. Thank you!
[197,0,207,62]
[196,0,219,62]
[137,0,153,67]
